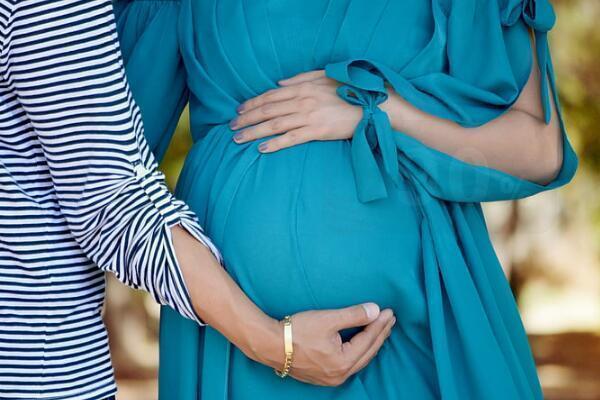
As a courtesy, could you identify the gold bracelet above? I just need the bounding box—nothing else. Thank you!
[274,315,294,378]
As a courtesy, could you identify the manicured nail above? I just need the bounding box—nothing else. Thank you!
[361,303,380,320]
[386,309,395,319]
[233,132,244,142]
[229,117,239,129]
[258,142,269,153]
[236,104,245,114]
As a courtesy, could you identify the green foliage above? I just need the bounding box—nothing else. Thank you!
[159,109,193,191]
[553,0,600,172]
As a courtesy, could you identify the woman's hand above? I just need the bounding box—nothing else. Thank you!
[230,70,362,153]
[251,304,396,387]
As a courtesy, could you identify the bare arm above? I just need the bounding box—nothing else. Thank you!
[380,36,563,185]
[171,225,277,363]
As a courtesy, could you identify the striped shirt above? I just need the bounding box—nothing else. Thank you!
[0,0,220,398]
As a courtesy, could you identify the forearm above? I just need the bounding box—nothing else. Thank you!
[380,92,563,185]
[171,225,282,368]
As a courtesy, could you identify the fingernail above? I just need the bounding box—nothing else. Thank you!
[233,132,244,142]
[361,303,380,320]
[380,309,394,321]
[258,142,268,153]
[229,117,239,129]
[236,104,245,114]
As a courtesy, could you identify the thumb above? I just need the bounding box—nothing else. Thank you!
[325,303,381,331]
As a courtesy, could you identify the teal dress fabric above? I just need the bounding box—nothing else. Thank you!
[114,0,578,399]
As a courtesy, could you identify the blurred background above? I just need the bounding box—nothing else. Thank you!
[107,1,600,398]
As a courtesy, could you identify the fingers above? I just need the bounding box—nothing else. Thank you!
[282,306,393,388]
[324,303,381,332]
[231,98,302,130]
[345,313,396,377]
[238,71,327,115]
[233,113,306,144]
[279,70,326,86]
[237,86,299,115]
[258,127,316,153]
[341,308,394,366]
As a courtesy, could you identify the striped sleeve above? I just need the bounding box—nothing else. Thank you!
[5,0,221,324]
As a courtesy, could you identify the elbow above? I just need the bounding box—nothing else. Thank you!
[537,149,562,185]
[533,120,564,185]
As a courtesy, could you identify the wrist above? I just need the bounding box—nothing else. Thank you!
[379,92,409,132]
[239,313,285,369]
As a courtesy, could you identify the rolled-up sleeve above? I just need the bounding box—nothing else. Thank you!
[6,0,220,324]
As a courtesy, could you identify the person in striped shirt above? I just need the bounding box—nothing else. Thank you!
[0,1,394,399]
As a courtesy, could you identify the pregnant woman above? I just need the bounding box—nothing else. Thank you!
[115,0,578,398]
[0,1,395,399]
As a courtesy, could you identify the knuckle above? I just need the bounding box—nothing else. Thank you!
[280,133,295,147]
[307,108,324,123]
[260,103,273,115]
[287,130,299,141]
[344,307,359,322]
[299,97,317,110]
[235,116,246,126]
[268,141,280,151]
[331,376,347,387]
[263,90,274,100]
[332,311,348,326]
[298,82,312,95]
[242,129,254,140]
[270,140,284,151]
[270,118,281,131]
[342,359,354,374]
[274,138,289,150]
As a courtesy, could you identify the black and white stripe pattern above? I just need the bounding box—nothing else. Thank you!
[0,1,219,398]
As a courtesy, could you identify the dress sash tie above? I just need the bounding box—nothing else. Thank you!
[335,69,401,202]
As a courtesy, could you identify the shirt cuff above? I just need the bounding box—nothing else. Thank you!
[134,163,222,326]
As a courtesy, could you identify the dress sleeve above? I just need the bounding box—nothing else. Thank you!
[7,0,221,324]
[324,0,578,203]
[113,0,189,161]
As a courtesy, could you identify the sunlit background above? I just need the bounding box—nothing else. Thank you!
[108,1,600,398]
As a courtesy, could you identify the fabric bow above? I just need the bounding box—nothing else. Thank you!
[501,0,556,32]
[327,62,402,203]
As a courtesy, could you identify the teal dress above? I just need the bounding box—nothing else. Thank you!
[114,0,578,399]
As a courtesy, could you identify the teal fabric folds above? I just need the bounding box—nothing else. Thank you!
[114,0,577,399]
[114,0,189,161]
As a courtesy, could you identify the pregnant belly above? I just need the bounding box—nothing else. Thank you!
[177,125,427,331]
